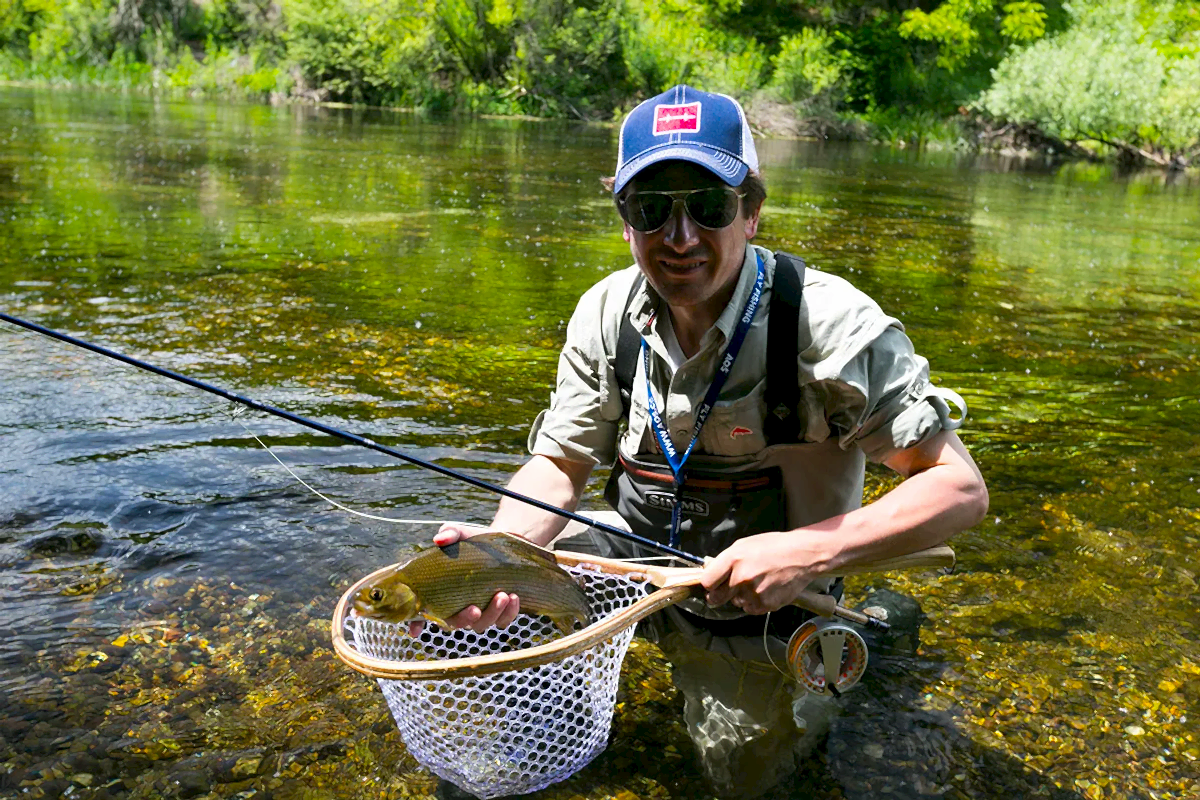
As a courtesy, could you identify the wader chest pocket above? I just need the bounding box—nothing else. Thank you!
[604,453,787,555]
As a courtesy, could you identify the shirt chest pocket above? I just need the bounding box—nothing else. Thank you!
[698,378,769,457]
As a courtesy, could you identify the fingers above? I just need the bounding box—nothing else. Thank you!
[495,594,521,629]
[445,592,521,633]
[434,522,476,547]
[700,554,735,607]
[700,554,813,614]
[407,620,425,637]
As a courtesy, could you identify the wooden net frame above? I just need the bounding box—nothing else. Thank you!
[331,543,955,681]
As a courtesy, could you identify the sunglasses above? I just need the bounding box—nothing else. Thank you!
[617,187,746,233]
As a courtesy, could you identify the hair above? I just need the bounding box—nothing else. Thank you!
[601,168,767,216]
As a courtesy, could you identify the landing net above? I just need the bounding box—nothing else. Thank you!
[347,564,653,798]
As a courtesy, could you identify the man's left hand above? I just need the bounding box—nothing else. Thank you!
[699,532,831,615]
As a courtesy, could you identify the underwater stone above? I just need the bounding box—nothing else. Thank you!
[23,529,105,557]
[169,769,210,798]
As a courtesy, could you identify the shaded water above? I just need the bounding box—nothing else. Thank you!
[1,87,1197,799]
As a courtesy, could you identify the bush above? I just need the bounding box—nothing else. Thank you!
[1160,53,1200,149]
[978,0,1199,157]
[27,0,117,67]
[689,30,767,97]
[508,0,628,118]
[280,0,439,105]
[205,0,283,53]
[619,3,693,96]
[619,0,765,100]
[768,27,844,105]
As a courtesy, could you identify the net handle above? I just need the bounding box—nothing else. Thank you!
[330,543,955,681]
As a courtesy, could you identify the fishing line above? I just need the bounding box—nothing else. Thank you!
[236,416,691,548]
[234,417,475,526]
[236,417,709,556]
[0,311,703,565]
[762,610,792,679]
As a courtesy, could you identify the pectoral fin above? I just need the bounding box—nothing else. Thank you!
[420,610,451,629]
[549,611,588,635]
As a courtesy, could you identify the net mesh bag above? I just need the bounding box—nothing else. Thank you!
[348,563,653,799]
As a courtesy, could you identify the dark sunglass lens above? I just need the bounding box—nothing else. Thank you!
[624,193,674,232]
[686,188,738,229]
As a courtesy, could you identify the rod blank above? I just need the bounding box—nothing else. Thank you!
[0,311,703,565]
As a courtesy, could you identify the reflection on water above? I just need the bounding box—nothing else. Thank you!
[1,87,1197,799]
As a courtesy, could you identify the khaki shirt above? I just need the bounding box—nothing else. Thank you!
[529,244,963,529]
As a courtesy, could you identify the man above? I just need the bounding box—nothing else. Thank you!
[435,84,988,798]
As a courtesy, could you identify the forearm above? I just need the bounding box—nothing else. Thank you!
[805,432,988,574]
[700,432,987,613]
[490,454,593,547]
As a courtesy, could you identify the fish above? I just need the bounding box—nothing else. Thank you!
[351,532,591,634]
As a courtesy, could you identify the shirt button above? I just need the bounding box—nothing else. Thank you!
[675,430,688,438]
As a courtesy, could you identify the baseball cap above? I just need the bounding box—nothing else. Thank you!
[613,84,759,194]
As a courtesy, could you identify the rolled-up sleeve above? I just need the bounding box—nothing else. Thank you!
[527,280,625,465]
[825,326,952,463]
[800,273,963,464]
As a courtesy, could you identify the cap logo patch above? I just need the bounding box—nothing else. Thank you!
[730,426,753,438]
[653,102,701,136]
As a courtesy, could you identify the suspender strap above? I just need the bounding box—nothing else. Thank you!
[615,274,644,421]
[613,251,807,443]
[763,251,806,444]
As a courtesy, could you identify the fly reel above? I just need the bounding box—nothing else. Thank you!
[785,617,868,696]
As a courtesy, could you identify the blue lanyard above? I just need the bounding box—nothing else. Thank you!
[643,254,765,547]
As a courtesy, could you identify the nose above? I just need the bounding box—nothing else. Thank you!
[661,198,700,251]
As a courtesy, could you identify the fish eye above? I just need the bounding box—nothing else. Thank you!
[369,588,384,602]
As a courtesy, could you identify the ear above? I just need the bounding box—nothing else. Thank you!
[622,221,634,243]
[742,200,762,240]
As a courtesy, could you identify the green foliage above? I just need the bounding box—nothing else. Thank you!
[507,0,627,118]
[434,0,511,83]
[618,1,693,95]
[0,0,1193,164]
[861,105,968,147]
[205,0,282,52]
[1160,53,1200,145]
[27,0,117,66]
[768,27,845,105]
[619,0,766,99]
[1,0,38,53]
[165,44,286,97]
[1001,2,1049,42]
[280,0,437,104]
[979,0,1200,155]
[900,0,1049,71]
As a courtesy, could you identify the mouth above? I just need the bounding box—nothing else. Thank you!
[656,256,707,277]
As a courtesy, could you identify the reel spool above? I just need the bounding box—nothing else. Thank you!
[785,617,868,696]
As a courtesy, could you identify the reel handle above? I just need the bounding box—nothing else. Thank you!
[794,590,888,630]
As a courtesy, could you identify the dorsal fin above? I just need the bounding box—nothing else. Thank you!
[468,531,561,568]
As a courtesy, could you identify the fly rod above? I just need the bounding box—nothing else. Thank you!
[0,311,702,565]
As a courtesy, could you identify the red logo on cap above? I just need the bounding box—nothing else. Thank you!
[730,426,753,438]
[653,103,701,136]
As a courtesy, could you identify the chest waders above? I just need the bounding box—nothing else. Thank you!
[604,252,842,638]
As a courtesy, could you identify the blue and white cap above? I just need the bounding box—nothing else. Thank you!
[614,84,759,194]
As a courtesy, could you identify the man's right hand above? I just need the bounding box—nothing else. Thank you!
[405,523,524,637]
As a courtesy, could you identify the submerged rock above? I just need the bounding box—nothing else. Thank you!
[23,528,106,558]
[168,768,210,798]
[856,587,925,656]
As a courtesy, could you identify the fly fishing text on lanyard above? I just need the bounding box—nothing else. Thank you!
[642,253,766,548]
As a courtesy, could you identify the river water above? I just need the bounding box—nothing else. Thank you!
[0,88,1196,800]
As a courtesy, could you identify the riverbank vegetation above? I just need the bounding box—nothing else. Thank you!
[2,0,1198,165]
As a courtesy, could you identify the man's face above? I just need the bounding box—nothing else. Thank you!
[619,161,761,317]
